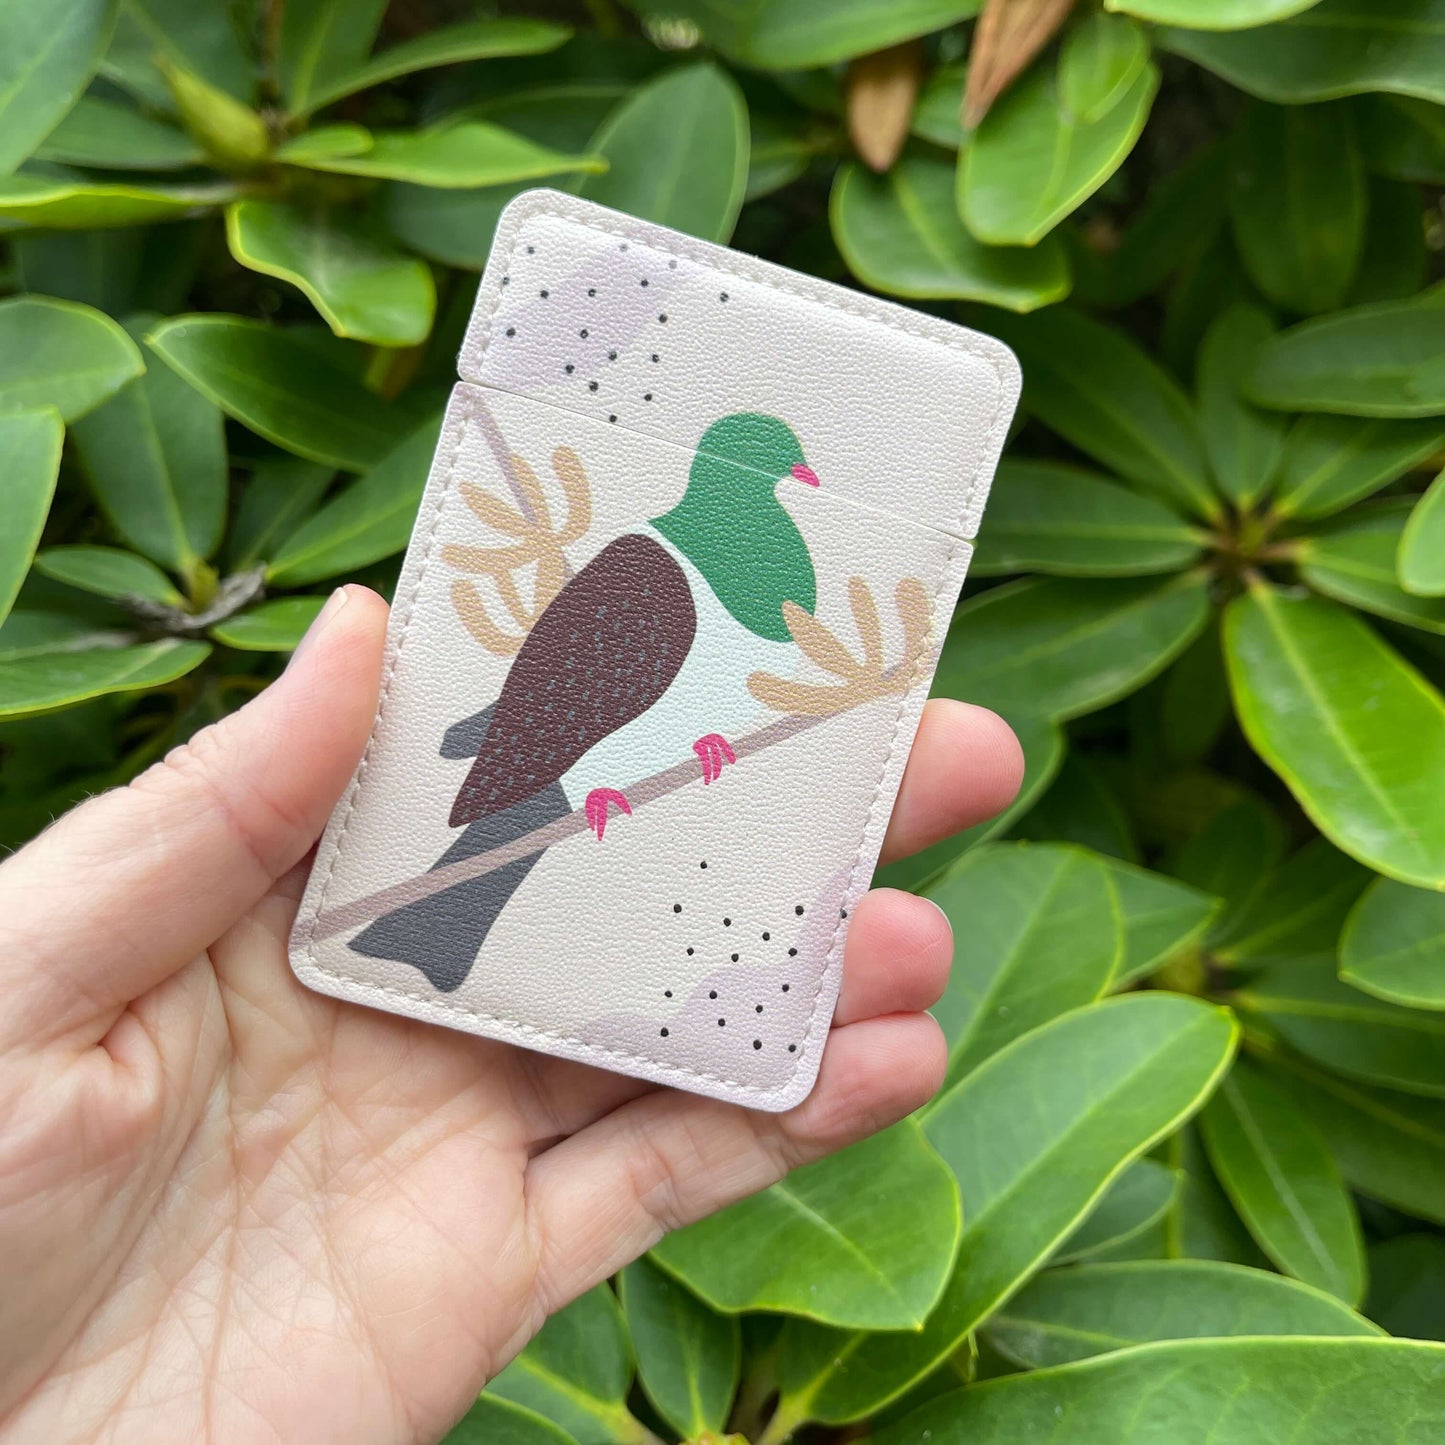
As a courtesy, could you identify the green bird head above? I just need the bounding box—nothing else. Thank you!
[651,412,819,642]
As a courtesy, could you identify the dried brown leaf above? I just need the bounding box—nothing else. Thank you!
[847,40,926,172]
[964,0,1074,130]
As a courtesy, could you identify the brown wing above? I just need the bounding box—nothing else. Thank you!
[449,532,696,826]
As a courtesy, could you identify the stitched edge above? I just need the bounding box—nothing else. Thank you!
[299,201,1011,1105]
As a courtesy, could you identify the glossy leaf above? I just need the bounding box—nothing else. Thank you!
[227,200,435,348]
[578,65,747,244]
[0,0,118,174]
[209,596,326,652]
[158,52,268,169]
[1366,1235,1445,1342]
[649,1120,960,1329]
[1171,796,1288,926]
[1051,1159,1181,1265]
[959,59,1158,247]
[276,0,386,115]
[1228,101,1364,315]
[146,316,421,471]
[927,843,1121,1083]
[991,308,1216,519]
[1270,414,1445,519]
[443,1396,579,1445]
[1356,94,1445,184]
[990,1260,1376,1371]
[1224,585,1445,887]
[1015,751,1137,861]
[974,461,1202,577]
[1107,0,1323,21]
[1265,1055,1445,1225]
[0,297,142,424]
[227,457,334,571]
[1341,875,1445,1009]
[71,312,226,575]
[33,546,181,606]
[0,613,208,719]
[1159,0,1445,106]
[266,415,440,585]
[1197,304,1289,507]
[936,574,1212,724]
[1200,1062,1364,1302]
[33,94,200,169]
[1240,959,1445,1098]
[771,995,1237,1428]
[1168,1124,1270,1268]
[1299,502,1445,635]
[1060,14,1148,124]
[877,1337,1445,1444]
[911,62,967,149]
[619,1259,738,1439]
[1101,857,1218,987]
[0,172,231,229]
[1400,470,1445,597]
[101,0,254,107]
[487,1285,645,1444]
[1248,291,1445,418]
[0,411,64,627]
[831,157,1069,312]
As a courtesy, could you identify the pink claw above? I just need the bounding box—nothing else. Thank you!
[693,733,737,786]
[584,787,631,840]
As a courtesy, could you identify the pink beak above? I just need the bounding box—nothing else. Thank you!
[791,463,821,488]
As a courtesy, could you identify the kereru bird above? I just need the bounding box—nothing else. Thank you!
[351,413,822,992]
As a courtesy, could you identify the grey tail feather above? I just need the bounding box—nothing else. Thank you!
[349,782,570,992]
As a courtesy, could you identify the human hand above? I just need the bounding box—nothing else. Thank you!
[0,585,1022,1443]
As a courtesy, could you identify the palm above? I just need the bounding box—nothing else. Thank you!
[0,588,1020,1443]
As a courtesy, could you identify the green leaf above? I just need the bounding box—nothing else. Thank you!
[146,315,420,471]
[157,52,268,169]
[990,1259,1376,1373]
[1240,959,1445,1098]
[70,311,226,575]
[208,596,325,652]
[1224,584,1445,887]
[1400,469,1445,597]
[990,308,1217,519]
[632,0,984,70]
[1101,857,1218,987]
[912,62,967,149]
[1270,414,1445,519]
[1159,0,1445,106]
[0,614,207,718]
[1249,288,1445,418]
[936,574,1212,724]
[1059,14,1149,125]
[487,1285,645,1444]
[1265,1053,1445,1224]
[1015,752,1137,862]
[1051,1159,1182,1265]
[0,297,141,422]
[1341,875,1445,1009]
[1170,796,1288,927]
[649,1121,960,1330]
[1299,502,1445,635]
[877,1337,1445,1445]
[226,200,435,348]
[296,18,573,117]
[974,461,1204,577]
[577,65,747,245]
[286,120,605,189]
[443,1395,580,1445]
[1168,1124,1270,1267]
[33,545,181,606]
[1350,175,1428,305]
[926,843,1122,1085]
[1228,101,1364,314]
[33,94,201,169]
[1197,304,1289,507]
[276,0,386,116]
[102,0,253,108]
[772,995,1237,1428]
[0,171,232,229]
[266,415,440,585]
[0,409,63,627]
[11,228,145,313]
[0,0,118,174]
[745,108,816,201]
[227,457,334,570]
[1200,1061,1365,1302]
[1366,1235,1445,1341]
[619,1259,738,1439]
[830,157,1069,313]
[959,58,1158,247]
[1356,94,1445,184]
[1107,0,1323,21]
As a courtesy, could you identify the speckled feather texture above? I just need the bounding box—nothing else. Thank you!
[288,190,1020,1111]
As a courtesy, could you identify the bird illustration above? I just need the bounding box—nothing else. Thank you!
[350,412,822,992]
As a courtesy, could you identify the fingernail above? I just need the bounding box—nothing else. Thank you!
[288,586,350,669]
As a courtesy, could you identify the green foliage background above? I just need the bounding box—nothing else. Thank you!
[2,0,1445,1440]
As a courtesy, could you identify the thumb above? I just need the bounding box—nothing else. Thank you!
[0,585,389,1047]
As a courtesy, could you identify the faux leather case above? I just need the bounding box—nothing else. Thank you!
[289,189,1020,1112]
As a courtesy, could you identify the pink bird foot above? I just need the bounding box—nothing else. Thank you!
[584,787,631,840]
[693,732,737,786]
